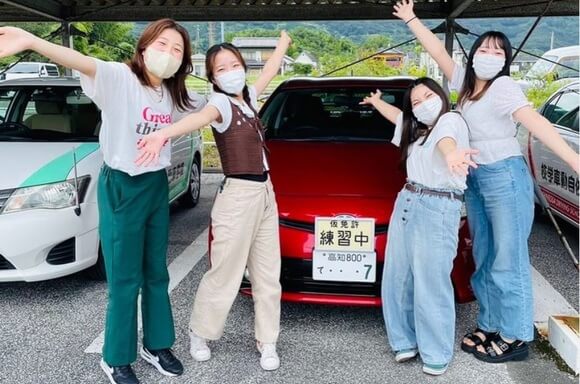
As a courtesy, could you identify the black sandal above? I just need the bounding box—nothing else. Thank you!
[461,328,497,354]
[473,333,529,363]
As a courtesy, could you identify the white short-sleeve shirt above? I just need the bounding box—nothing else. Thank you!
[80,58,206,176]
[450,64,530,164]
[207,86,269,171]
[392,112,470,190]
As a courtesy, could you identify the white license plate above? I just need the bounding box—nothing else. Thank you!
[312,250,376,283]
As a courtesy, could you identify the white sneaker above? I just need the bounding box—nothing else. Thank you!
[257,342,280,371]
[189,330,211,362]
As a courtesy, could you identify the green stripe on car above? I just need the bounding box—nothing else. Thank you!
[20,143,100,188]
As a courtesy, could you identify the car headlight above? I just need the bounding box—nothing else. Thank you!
[1,176,90,214]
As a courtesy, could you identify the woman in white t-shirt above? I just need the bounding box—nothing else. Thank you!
[361,77,477,376]
[136,32,292,372]
[0,19,206,384]
[394,0,579,364]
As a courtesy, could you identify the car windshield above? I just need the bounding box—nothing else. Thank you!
[0,85,100,142]
[262,87,406,141]
[6,63,38,73]
[525,55,558,79]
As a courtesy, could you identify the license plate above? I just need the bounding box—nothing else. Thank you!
[314,217,375,253]
[312,250,376,283]
[313,217,376,282]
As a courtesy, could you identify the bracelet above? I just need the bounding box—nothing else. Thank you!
[405,16,417,24]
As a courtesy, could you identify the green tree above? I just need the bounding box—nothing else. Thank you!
[72,22,136,62]
[360,35,393,52]
[292,63,313,75]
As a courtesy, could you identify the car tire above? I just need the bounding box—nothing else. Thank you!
[179,156,201,208]
[86,246,107,281]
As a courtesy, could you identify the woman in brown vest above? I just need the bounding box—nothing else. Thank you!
[136,31,292,371]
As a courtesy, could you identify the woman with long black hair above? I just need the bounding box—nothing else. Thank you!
[394,0,579,364]
[362,77,476,375]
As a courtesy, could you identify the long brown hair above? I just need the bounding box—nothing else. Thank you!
[128,18,195,111]
[458,31,512,106]
[399,78,450,172]
[205,43,251,106]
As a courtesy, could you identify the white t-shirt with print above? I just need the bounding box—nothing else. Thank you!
[450,64,530,164]
[392,112,470,191]
[207,86,269,171]
[80,58,206,176]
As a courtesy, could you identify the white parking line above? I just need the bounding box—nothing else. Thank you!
[84,227,209,354]
[532,265,578,330]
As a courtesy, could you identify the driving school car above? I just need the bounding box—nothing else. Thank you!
[0,78,202,282]
[517,81,579,227]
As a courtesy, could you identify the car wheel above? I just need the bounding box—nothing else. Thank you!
[179,156,201,208]
[85,246,107,281]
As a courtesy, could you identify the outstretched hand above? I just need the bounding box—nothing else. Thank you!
[0,27,36,58]
[135,131,167,167]
[280,30,292,47]
[445,148,479,176]
[393,0,416,23]
[360,89,383,106]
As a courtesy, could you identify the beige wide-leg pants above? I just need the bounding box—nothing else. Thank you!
[190,176,281,343]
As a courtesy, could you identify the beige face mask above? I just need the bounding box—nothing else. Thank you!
[143,47,181,79]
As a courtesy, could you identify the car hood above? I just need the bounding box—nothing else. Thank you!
[267,140,406,224]
[0,142,100,190]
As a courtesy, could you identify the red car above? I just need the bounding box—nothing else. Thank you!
[237,77,474,306]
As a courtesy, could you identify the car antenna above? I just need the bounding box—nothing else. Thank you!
[72,146,81,216]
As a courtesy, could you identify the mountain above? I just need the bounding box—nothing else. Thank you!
[134,17,579,56]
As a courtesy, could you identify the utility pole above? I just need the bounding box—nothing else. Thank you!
[208,22,216,47]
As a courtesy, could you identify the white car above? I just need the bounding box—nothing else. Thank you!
[0,62,60,81]
[0,78,203,282]
[518,46,579,92]
[517,81,579,227]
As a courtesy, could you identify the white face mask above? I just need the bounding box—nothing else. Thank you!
[215,69,246,95]
[412,96,443,126]
[143,47,181,79]
[473,54,505,80]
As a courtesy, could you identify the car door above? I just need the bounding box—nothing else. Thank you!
[167,133,193,202]
[532,87,579,225]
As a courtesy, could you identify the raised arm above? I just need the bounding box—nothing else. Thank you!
[514,106,579,173]
[0,27,96,78]
[393,0,455,80]
[360,89,402,124]
[136,105,221,166]
[252,30,292,97]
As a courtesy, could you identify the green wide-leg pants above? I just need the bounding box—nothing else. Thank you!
[98,165,174,366]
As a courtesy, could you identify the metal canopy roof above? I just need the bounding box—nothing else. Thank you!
[0,0,578,22]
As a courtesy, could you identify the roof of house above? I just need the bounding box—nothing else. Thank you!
[232,37,279,48]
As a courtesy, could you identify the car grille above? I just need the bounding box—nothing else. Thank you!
[279,218,388,234]
[0,254,15,270]
[46,238,76,265]
[242,258,384,297]
[0,188,14,212]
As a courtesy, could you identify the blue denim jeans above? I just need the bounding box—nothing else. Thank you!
[382,186,462,365]
[465,156,535,341]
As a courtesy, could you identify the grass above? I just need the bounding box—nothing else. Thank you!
[201,127,221,171]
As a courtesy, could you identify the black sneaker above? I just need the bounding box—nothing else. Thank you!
[140,347,184,376]
[100,359,139,384]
